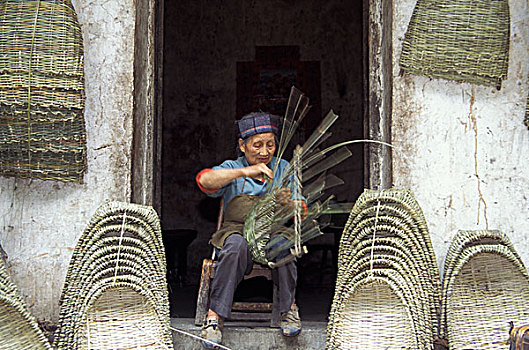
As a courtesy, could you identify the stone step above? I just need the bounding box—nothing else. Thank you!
[170,318,327,350]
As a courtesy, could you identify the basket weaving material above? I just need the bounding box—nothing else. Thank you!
[327,189,440,349]
[441,230,529,350]
[0,255,52,349]
[53,201,173,350]
[0,0,86,182]
[400,0,510,89]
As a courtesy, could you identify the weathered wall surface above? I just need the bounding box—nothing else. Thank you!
[392,1,529,273]
[0,0,135,321]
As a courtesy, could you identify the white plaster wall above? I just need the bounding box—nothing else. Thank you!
[392,1,529,275]
[0,0,135,322]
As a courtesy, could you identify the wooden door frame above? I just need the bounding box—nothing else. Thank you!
[131,0,163,214]
[363,0,393,190]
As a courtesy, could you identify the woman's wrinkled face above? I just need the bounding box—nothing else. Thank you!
[239,132,276,166]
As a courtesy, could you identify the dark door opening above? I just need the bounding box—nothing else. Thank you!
[161,0,365,321]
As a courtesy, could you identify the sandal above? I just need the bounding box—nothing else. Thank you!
[280,305,302,337]
[201,318,223,349]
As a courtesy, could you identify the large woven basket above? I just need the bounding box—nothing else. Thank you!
[327,188,440,349]
[440,230,523,339]
[442,230,529,350]
[0,0,86,182]
[54,201,173,350]
[400,0,510,89]
[81,287,166,349]
[332,278,416,349]
[0,255,52,349]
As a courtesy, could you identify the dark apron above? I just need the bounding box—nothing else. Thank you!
[210,194,294,250]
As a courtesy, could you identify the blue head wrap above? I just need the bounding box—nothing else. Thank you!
[236,112,281,140]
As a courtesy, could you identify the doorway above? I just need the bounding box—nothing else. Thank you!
[159,0,367,321]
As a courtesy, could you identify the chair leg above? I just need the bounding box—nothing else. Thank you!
[194,259,215,325]
[270,280,281,328]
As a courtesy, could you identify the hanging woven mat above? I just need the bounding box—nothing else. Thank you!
[0,256,52,349]
[0,0,87,182]
[400,0,510,89]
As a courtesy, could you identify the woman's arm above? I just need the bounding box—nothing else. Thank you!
[198,163,274,191]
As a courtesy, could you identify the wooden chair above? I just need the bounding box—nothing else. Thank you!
[194,199,280,327]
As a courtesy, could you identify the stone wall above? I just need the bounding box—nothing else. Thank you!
[0,0,135,321]
[392,0,529,272]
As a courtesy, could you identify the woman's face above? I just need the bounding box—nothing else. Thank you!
[239,132,276,166]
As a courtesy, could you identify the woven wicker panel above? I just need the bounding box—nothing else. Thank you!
[53,201,173,350]
[400,0,510,89]
[0,0,86,182]
[78,287,167,350]
[447,251,529,350]
[0,257,51,349]
[333,279,416,350]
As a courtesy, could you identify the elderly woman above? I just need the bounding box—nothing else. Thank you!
[196,112,303,348]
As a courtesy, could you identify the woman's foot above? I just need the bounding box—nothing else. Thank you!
[201,311,223,349]
[280,305,301,337]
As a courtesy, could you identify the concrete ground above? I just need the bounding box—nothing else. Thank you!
[170,318,327,350]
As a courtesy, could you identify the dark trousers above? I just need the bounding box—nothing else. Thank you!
[209,234,297,319]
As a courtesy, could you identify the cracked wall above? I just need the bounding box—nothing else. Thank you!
[392,0,529,274]
[0,0,135,322]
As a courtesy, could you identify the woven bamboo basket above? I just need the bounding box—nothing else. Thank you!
[0,0,87,182]
[330,279,416,349]
[329,188,441,349]
[342,213,440,322]
[56,241,168,336]
[80,287,167,350]
[59,202,166,303]
[0,256,52,349]
[344,256,433,337]
[328,268,427,349]
[399,0,510,89]
[54,201,172,350]
[73,278,171,349]
[444,244,529,350]
[440,230,523,339]
[335,248,433,341]
[343,189,440,294]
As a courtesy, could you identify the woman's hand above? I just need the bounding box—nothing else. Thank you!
[242,163,273,181]
[275,188,292,206]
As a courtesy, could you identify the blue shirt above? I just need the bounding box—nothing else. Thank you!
[206,156,292,211]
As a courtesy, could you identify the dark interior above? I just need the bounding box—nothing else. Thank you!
[161,0,365,321]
